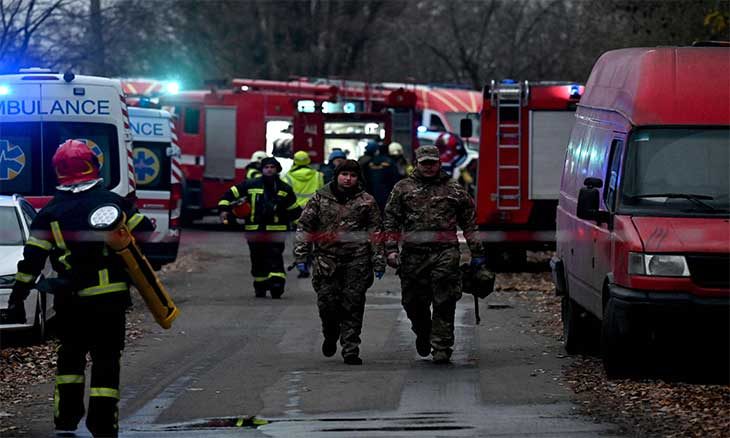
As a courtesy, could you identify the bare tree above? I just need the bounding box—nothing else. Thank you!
[0,0,65,73]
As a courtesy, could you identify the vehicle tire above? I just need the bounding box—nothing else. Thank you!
[601,297,636,379]
[30,292,47,343]
[562,296,591,354]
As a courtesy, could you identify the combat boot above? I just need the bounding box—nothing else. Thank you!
[432,350,451,364]
[343,355,362,365]
[322,337,337,357]
[416,328,431,357]
[270,285,284,299]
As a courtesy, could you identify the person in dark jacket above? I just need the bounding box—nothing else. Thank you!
[363,146,400,211]
[6,139,154,438]
[218,157,301,298]
[321,149,347,184]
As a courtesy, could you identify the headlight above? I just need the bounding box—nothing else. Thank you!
[0,274,15,287]
[628,253,690,277]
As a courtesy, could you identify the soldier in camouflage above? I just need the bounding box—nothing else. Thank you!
[294,159,385,365]
[384,145,485,364]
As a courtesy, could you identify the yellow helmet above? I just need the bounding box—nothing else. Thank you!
[293,150,311,166]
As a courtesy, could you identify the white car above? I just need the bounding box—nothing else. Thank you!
[0,195,54,342]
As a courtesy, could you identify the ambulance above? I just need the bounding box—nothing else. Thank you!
[0,68,135,206]
[129,107,181,268]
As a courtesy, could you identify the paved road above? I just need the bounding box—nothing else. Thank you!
[25,228,623,437]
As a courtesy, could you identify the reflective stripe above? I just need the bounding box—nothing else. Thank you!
[231,186,240,199]
[244,224,260,231]
[265,225,288,231]
[99,269,110,285]
[287,203,300,210]
[127,213,144,231]
[78,282,127,297]
[50,221,72,270]
[15,271,35,283]
[297,193,314,199]
[247,188,264,195]
[27,236,52,250]
[218,200,231,206]
[269,272,286,279]
[277,190,288,197]
[90,387,120,399]
[253,276,268,283]
[56,374,84,385]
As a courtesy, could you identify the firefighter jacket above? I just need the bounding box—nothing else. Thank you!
[218,176,301,231]
[383,169,484,256]
[283,165,324,209]
[11,187,154,308]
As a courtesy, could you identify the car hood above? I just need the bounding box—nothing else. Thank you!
[632,217,730,253]
[0,246,24,276]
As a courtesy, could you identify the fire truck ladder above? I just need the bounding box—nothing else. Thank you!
[491,80,527,210]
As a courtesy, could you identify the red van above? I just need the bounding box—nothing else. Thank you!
[551,46,730,377]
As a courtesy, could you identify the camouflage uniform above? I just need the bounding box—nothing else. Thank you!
[384,148,483,360]
[295,183,385,359]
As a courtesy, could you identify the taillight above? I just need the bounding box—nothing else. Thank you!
[169,183,182,228]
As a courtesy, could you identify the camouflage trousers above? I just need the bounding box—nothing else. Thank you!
[399,246,462,357]
[312,256,374,358]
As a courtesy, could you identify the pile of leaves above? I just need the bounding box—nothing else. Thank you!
[567,356,730,438]
[497,254,730,438]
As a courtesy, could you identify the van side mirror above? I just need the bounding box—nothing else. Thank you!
[460,118,473,139]
[577,178,610,224]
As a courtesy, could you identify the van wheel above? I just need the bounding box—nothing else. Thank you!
[601,297,638,378]
[562,296,594,354]
[30,293,47,344]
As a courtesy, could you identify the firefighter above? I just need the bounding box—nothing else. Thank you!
[218,157,300,298]
[321,149,347,184]
[283,150,325,210]
[245,150,268,180]
[363,143,400,212]
[294,159,385,365]
[433,132,467,177]
[384,145,485,364]
[5,139,154,437]
[388,142,412,179]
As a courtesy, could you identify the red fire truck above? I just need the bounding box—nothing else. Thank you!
[464,80,583,266]
[160,80,417,222]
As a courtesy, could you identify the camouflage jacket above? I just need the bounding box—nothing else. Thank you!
[383,169,483,256]
[294,183,385,272]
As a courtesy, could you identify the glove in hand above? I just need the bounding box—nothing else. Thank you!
[470,256,487,267]
[375,271,385,280]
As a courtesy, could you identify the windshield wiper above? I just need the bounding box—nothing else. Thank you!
[629,193,718,211]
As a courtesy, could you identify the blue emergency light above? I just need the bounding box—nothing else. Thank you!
[166,82,180,94]
[570,84,581,99]
[0,85,10,95]
[501,79,517,84]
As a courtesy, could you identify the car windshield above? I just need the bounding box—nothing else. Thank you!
[0,121,120,196]
[619,127,730,216]
[0,206,23,245]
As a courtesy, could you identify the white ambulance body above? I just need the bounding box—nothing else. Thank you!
[129,107,181,268]
[0,69,135,206]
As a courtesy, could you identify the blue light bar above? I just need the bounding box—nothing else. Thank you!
[0,85,10,95]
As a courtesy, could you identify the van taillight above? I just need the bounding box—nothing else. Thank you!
[170,183,182,228]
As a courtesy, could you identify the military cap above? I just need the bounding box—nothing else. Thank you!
[415,145,440,163]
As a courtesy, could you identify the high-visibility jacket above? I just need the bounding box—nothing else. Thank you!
[11,187,154,308]
[218,176,301,232]
[283,165,324,209]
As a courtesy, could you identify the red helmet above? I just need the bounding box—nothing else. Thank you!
[434,132,465,165]
[52,139,100,185]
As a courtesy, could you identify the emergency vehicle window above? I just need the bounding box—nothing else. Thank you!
[132,141,171,190]
[428,115,446,131]
[43,122,120,193]
[604,139,623,211]
[21,201,36,226]
[184,107,200,134]
[0,122,42,196]
[0,206,23,245]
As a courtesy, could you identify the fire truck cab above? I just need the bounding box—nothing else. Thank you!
[129,107,181,268]
[464,80,583,267]
[0,69,135,207]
